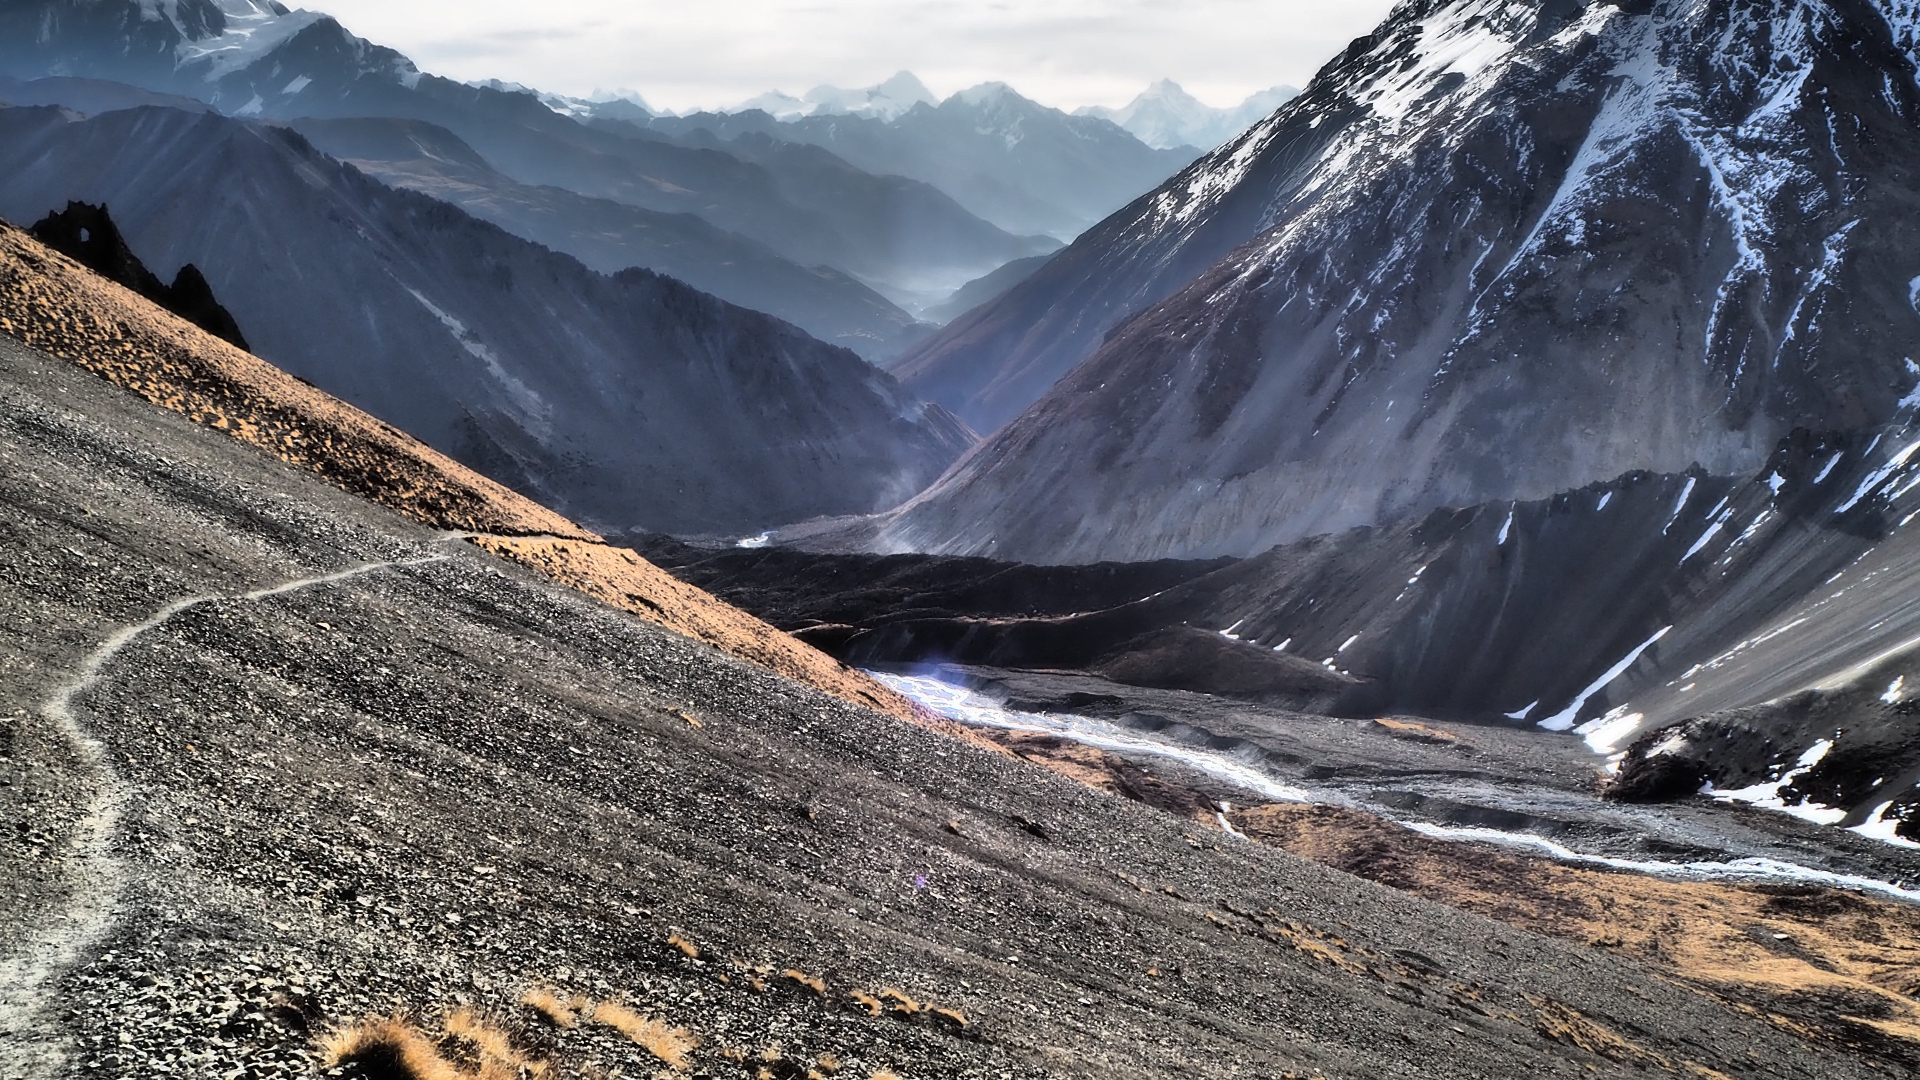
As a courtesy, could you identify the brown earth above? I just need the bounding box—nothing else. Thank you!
[1226,804,1920,1069]
[0,220,938,733]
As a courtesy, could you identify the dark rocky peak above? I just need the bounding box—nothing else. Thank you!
[28,199,248,349]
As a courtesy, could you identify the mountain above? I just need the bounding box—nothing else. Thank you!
[643,83,1201,241]
[287,115,931,359]
[1077,80,1300,150]
[2,217,1899,1080]
[0,0,1043,304]
[922,253,1054,324]
[729,70,939,121]
[0,103,973,535]
[870,0,1920,563]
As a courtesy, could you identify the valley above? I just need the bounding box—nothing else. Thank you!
[6,0,1920,1077]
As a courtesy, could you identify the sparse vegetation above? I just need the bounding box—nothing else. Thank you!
[668,933,702,959]
[587,999,698,1070]
[781,969,827,996]
[847,991,882,1017]
[876,988,922,1017]
[520,988,587,1029]
[322,1012,549,1080]
[322,1015,463,1080]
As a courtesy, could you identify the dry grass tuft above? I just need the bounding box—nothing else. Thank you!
[443,1008,546,1078]
[847,991,882,1017]
[929,1007,969,1031]
[876,988,922,1017]
[667,934,702,960]
[813,1052,842,1073]
[870,1070,902,1080]
[781,969,827,996]
[519,988,588,1029]
[587,1000,698,1070]
[321,1015,464,1080]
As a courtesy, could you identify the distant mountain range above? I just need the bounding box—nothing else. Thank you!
[636,81,1202,243]
[0,0,1074,339]
[1077,80,1299,150]
[0,103,973,536]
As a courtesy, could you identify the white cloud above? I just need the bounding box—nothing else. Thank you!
[308,0,1398,112]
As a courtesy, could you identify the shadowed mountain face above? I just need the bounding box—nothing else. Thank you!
[0,1,1047,306]
[0,104,973,536]
[880,0,1920,564]
[286,116,932,361]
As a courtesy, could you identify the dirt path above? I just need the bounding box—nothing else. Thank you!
[0,553,450,1079]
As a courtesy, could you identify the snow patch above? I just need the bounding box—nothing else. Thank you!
[1712,739,1846,825]
[1539,625,1671,732]
[1836,435,1920,513]
[1597,491,1613,511]
[1814,451,1844,484]
[872,671,1316,804]
[1662,476,1697,533]
[1851,802,1920,849]
[1503,701,1538,721]
[1496,504,1515,545]
[1884,676,1907,703]
[1402,823,1920,900]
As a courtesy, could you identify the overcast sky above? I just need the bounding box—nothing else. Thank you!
[311,0,1400,113]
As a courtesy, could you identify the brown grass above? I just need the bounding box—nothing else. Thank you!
[322,1016,464,1080]
[1230,803,1920,1064]
[586,1000,698,1070]
[468,536,997,742]
[780,969,827,996]
[519,988,586,1029]
[667,933,702,960]
[847,991,882,1017]
[876,988,922,1017]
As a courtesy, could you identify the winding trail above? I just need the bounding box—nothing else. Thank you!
[0,550,454,1079]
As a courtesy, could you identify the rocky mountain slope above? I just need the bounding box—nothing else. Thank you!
[0,0,1048,307]
[639,83,1200,242]
[0,104,974,536]
[886,0,1920,544]
[663,413,1920,846]
[0,199,1904,1080]
[1077,80,1300,151]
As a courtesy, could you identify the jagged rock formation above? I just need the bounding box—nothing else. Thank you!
[881,0,1920,563]
[29,201,248,349]
[0,105,974,536]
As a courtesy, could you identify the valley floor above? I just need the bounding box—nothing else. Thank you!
[0,333,1911,1078]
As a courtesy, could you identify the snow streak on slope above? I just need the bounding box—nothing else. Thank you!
[874,672,1920,895]
[874,0,1920,564]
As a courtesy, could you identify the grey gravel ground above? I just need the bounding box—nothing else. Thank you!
[0,333,1895,1079]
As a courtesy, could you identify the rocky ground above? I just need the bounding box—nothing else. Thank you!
[1,327,1903,1079]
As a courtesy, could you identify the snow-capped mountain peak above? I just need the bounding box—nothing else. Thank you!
[882,0,1920,564]
[728,70,937,121]
[1078,79,1300,149]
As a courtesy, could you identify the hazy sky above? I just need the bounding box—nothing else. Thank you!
[312,0,1400,113]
